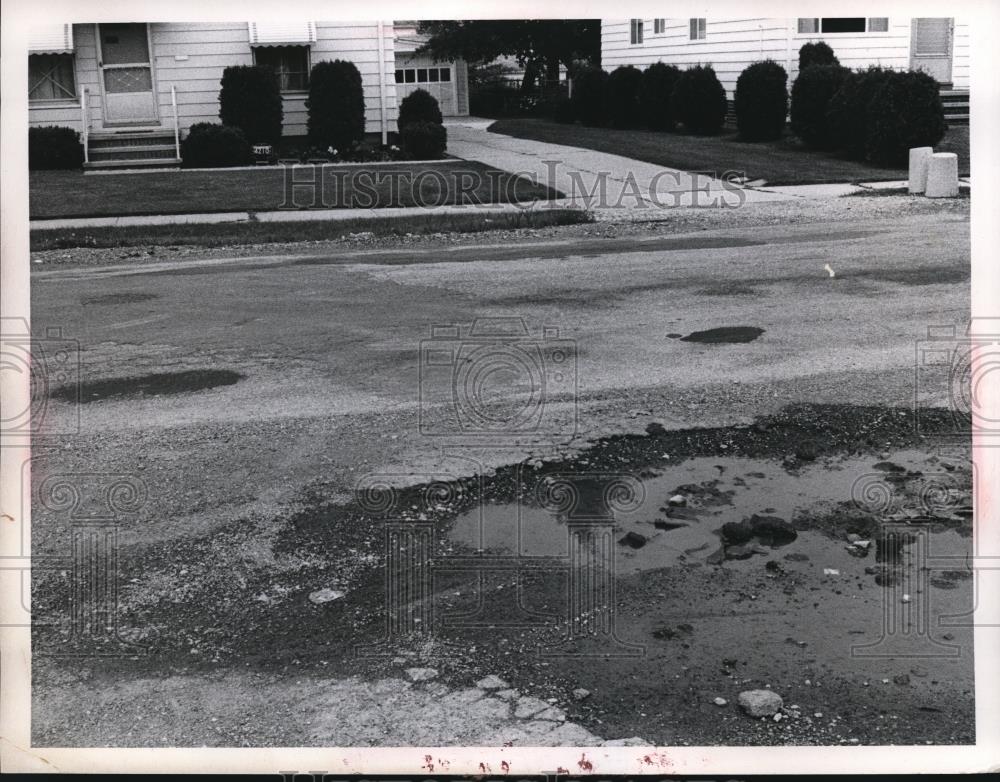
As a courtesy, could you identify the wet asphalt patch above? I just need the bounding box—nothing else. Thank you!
[51,368,243,403]
[80,292,159,306]
[680,326,765,344]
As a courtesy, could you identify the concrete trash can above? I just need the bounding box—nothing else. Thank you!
[908,147,934,194]
[925,152,960,198]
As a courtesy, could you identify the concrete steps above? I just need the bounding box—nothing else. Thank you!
[85,129,180,169]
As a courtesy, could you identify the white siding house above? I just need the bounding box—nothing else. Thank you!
[28,22,399,166]
[602,17,970,97]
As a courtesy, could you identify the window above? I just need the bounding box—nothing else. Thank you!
[253,45,309,91]
[798,18,889,34]
[689,18,707,40]
[630,19,644,45]
[396,67,451,84]
[29,53,76,100]
[654,19,666,34]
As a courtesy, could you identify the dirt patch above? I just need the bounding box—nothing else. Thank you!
[51,369,243,403]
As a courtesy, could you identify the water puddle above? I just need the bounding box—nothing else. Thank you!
[446,449,968,576]
[52,369,243,403]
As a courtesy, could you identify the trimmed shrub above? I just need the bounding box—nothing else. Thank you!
[180,123,253,168]
[552,95,577,124]
[826,66,894,159]
[639,62,682,131]
[401,121,447,159]
[218,65,283,145]
[865,70,946,165]
[469,83,522,118]
[790,63,850,148]
[734,60,789,141]
[571,65,608,126]
[798,41,840,71]
[398,88,443,132]
[604,66,644,129]
[671,64,728,135]
[29,126,84,170]
[307,60,366,152]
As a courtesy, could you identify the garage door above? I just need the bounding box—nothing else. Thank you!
[395,65,457,116]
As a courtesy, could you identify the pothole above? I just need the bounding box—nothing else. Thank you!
[51,369,243,403]
[680,326,765,344]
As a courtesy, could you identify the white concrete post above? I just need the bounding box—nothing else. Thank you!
[908,146,933,194]
[925,152,960,198]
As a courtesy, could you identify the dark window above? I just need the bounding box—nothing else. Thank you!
[654,19,666,34]
[395,69,404,83]
[417,68,428,82]
[630,19,644,45]
[404,69,416,83]
[428,68,440,82]
[690,18,707,40]
[29,53,76,100]
[821,18,867,33]
[439,67,451,82]
[253,45,309,91]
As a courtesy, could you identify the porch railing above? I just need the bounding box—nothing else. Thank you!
[171,85,180,161]
[80,87,89,164]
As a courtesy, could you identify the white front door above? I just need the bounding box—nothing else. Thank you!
[910,18,954,85]
[98,23,158,125]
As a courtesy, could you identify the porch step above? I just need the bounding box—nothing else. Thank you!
[84,158,181,170]
[85,129,179,168]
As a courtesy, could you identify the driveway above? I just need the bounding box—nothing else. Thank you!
[444,118,795,211]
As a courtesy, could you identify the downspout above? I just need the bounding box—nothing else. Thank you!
[376,20,388,146]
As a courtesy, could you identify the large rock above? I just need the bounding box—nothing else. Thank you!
[737,689,783,717]
[749,514,797,545]
[722,521,753,544]
[405,667,439,682]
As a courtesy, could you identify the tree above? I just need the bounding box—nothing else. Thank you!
[417,20,600,92]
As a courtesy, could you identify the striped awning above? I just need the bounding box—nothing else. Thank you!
[248,21,316,46]
[29,23,74,54]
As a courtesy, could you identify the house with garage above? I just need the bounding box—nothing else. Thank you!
[28,22,399,168]
[392,21,470,117]
[601,17,969,119]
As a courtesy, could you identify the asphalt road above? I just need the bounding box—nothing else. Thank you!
[28,207,972,747]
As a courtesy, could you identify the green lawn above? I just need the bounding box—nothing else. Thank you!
[488,119,970,186]
[30,209,591,251]
[29,161,559,220]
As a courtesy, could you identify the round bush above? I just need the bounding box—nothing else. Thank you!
[671,64,727,135]
[307,60,366,152]
[180,123,253,168]
[571,66,608,127]
[790,64,850,148]
[604,66,644,129]
[400,121,447,160]
[29,126,84,170]
[826,66,894,159]
[639,62,682,131]
[734,60,789,141]
[865,70,946,165]
[798,41,840,71]
[398,88,443,132]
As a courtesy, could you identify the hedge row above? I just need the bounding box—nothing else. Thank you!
[564,62,727,135]
[791,63,946,165]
